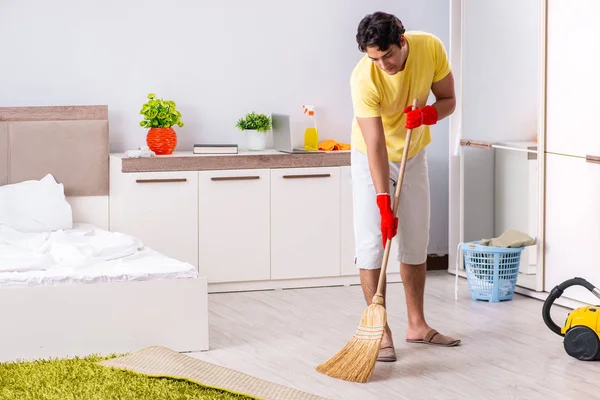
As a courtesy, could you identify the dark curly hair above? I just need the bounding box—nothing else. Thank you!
[356,12,405,52]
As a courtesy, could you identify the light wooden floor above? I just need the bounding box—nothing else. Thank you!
[190,272,600,400]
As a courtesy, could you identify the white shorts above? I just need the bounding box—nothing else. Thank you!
[351,148,430,269]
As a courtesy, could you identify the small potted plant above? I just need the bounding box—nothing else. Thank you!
[235,111,272,151]
[139,93,184,155]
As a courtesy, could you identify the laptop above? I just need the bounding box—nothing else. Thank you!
[272,113,322,154]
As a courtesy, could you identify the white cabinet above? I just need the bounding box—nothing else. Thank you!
[109,159,199,268]
[198,169,270,283]
[546,0,600,157]
[544,153,600,304]
[270,167,340,280]
[109,154,376,289]
[494,143,538,275]
[450,1,545,292]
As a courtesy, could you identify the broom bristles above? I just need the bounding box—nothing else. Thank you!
[316,303,387,383]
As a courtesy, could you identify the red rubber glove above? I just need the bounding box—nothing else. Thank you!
[376,193,398,248]
[404,105,438,129]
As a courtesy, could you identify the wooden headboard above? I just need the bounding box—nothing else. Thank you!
[0,105,109,196]
[0,105,110,229]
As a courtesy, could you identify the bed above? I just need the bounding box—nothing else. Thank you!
[0,105,209,362]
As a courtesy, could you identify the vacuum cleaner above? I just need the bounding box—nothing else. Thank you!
[542,277,600,361]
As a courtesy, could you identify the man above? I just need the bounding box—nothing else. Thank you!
[350,11,460,362]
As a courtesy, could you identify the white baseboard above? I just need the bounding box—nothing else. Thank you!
[513,286,598,310]
[447,269,594,310]
[208,272,402,293]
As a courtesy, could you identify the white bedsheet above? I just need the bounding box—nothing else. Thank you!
[0,223,197,287]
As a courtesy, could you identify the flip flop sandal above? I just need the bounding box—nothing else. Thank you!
[377,345,397,362]
[406,329,461,347]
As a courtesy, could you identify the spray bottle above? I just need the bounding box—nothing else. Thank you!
[302,105,319,150]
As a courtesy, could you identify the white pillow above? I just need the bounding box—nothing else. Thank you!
[0,174,73,232]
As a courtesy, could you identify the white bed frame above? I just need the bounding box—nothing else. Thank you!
[0,106,209,363]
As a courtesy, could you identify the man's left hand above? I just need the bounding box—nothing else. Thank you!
[404,105,438,129]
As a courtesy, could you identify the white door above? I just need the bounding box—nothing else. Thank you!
[544,153,600,304]
[198,169,270,283]
[109,162,199,268]
[270,167,341,280]
[546,0,600,157]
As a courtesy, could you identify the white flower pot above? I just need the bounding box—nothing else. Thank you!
[247,130,266,151]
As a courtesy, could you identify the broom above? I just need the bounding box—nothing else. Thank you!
[315,98,418,383]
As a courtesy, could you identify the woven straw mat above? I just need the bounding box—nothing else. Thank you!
[99,345,329,400]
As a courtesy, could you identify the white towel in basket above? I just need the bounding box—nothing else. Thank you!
[479,229,536,248]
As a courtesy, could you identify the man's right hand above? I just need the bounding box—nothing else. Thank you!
[376,193,398,248]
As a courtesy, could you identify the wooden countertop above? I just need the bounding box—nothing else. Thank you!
[112,150,351,173]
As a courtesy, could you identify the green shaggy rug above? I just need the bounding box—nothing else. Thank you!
[0,354,252,400]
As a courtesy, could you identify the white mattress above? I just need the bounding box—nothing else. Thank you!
[0,223,198,287]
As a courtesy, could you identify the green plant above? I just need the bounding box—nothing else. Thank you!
[235,112,271,132]
[139,93,184,129]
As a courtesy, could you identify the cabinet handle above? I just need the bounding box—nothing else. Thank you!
[136,178,187,183]
[528,151,537,161]
[283,173,331,179]
[586,155,600,165]
[211,176,260,181]
[460,139,492,149]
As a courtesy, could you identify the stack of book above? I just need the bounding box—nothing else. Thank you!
[193,144,238,155]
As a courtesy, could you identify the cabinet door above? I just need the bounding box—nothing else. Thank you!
[198,169,270,283]
[109,159,198,268]
[544,153,600,304]
[271,167,340,280]
[546,0,600,157]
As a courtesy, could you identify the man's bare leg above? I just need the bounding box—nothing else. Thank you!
[359,268,393,347]
[400,261,432,340]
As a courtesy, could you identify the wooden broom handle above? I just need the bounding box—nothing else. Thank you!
[374,98,419,301]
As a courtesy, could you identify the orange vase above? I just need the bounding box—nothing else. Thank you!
[146,127,177,155]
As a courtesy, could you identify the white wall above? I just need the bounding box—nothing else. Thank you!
[0,0,450,254]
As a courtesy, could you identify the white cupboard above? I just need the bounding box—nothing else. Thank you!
[270,167,341,280]
[543,0,600,305]
[450,0,545,292]
[451,0,600,303]
[545,0,600,158]
[109,153,404,292]
[198,169,270,283]
[109,161,199,268]
[544,153,600,304]
[494,143,539,275]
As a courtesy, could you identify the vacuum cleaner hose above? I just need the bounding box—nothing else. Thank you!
[542,277,598,337]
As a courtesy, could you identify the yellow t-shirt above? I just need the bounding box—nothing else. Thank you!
[350,31,451,162]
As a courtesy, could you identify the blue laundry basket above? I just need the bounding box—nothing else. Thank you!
[461,241,523,302]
